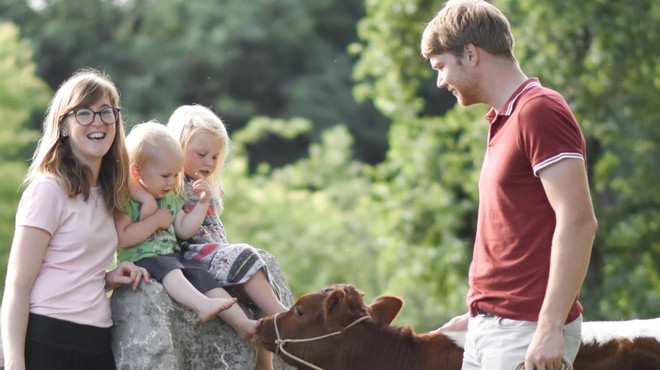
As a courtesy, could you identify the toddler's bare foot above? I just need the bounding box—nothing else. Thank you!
[198,297,237,322]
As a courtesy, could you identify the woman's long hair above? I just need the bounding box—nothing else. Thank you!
[24,68,129,214]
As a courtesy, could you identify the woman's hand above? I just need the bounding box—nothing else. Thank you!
[105,261,151,291]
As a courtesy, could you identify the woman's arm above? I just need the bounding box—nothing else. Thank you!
[1,226,50,370]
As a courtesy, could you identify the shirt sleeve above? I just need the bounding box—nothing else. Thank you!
[16,178,66,236]
[162,191,185,216]
[516,93,586,176]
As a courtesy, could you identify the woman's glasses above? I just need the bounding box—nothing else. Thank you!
[61,107,121,126]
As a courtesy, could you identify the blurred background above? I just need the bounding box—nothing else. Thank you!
[0,0,658,330]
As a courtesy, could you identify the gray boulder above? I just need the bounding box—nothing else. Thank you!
[111,250,295,370]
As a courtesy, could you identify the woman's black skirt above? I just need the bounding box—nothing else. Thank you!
[25,313,116,370]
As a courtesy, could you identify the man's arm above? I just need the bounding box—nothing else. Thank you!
[526,158,598,369]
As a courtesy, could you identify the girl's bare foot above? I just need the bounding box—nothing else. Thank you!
[233,318,260,341]
[197,297,237,322]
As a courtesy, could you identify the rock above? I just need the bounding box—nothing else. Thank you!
[111,250,296,370]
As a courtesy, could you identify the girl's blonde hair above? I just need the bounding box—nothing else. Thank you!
[166,104,230,202]
[125,120,185,193]
[24,68,129,215]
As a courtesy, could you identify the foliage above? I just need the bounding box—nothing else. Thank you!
[0,162,27,288]
[500,0,660,319]
[0,0,657,330]
[3,0,389,165]
[0,22,50,160]
[352,0,660,322]
[225,118,380,300]
[0,22,50,294]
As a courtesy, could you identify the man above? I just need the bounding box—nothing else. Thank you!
[420,1,598,369]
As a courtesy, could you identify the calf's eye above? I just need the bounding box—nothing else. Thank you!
[295,307,304,317]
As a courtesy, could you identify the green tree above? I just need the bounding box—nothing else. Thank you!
[225,117,380,298]
[352,0,660,322]
[6,0,389,165]
[501,0,660,319]
[349,0,483,328]
[2,0,656,329]
[0,22,51,294]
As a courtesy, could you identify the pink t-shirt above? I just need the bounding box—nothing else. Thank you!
[16,177,117,327]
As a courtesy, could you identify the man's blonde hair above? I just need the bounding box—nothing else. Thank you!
[421,0,515,60]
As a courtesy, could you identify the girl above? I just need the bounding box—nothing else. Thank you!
[166,104,288,370]
[1,69,149,370]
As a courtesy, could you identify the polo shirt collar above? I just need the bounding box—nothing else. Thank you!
[485,78,542,122]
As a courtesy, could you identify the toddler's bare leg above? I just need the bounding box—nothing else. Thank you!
[162,269,235,322]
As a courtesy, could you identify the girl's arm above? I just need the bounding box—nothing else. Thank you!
[1,226,50,370]
[172,179,212,240]
[114,209,172,248]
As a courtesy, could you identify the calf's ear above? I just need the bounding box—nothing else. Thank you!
[369,295,404,325]
[323,288,348,331]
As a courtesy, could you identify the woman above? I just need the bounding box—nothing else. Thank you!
[1,68,150,370]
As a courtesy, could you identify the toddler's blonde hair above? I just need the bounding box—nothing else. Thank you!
[126,120,184,194]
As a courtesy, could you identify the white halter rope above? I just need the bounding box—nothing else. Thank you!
[272,312,371,370]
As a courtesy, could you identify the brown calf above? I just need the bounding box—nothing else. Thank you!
[258,283,660,370]
[258,283,463,370]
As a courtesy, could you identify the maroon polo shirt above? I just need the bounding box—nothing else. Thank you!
[467,78,586,323]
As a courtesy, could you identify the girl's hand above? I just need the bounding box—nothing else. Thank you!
[192,180,212,204]
[190,173,212,205]
[106,261,151,291]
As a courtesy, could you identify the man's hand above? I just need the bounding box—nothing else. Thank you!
[524,324,565,370]
[432,312,470,334]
